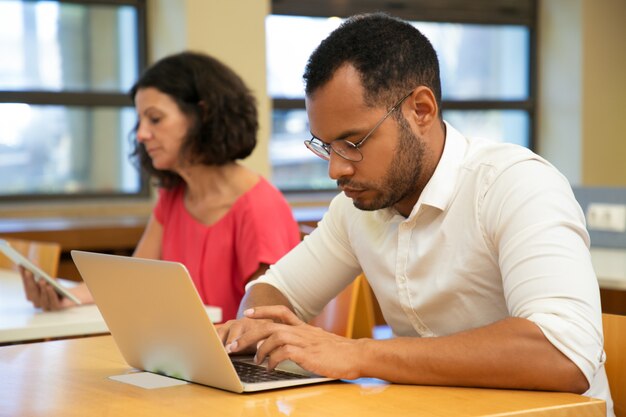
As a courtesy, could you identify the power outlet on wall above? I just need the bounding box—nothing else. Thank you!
[586,203,626,232]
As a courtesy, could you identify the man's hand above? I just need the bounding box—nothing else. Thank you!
[218,304,298,355]
[217,316,270,355]
[225,305,364,380]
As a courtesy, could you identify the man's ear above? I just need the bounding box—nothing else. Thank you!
[406,86,439,134]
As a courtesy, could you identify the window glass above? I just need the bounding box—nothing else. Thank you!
[270,109,335,191]
[420,23,529,100]
[0,104,139,196]
[0,1,138,92]
[442,110,529,147]
[0,0,144,200]
[266,15,341,99]
[267,16,529,100]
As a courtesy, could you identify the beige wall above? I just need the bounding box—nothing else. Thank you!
[148,0,271,178]
[537,0,582,184]
[581,0,626,185]
[538,0,626,186]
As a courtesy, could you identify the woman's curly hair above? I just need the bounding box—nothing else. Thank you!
[129,51,258,188]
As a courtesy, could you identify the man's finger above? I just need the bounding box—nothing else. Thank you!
[266,344,306,371]
[243,305,303,326]
[226,322,282,354]
[254,327,307,365]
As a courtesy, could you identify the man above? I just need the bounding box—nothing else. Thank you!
[218,13,613,414]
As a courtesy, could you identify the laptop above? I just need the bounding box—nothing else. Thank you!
[71,250,334,393]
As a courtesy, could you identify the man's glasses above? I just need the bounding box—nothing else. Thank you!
[304,90,414,162]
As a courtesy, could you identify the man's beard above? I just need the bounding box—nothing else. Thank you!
[338,114,425,212]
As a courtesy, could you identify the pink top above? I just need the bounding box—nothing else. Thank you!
[154,178,300,321]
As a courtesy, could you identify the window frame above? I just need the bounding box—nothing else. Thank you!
[0,0,149,202]
[269,0,538,194]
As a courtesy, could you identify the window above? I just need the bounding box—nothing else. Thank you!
[267,0,536,192]
[0,0,147,200]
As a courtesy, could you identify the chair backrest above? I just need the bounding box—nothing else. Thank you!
[0,237,61,277]
[309,273,376,339]
[603,313,626,417]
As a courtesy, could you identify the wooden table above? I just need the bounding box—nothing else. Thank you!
[0,268,221,344]
[0,335,605,417]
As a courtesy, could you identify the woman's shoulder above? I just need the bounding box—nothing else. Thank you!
[238,177,284,203]
[233,178,300,242]
[233,177,294,219]
[155,184,186,217]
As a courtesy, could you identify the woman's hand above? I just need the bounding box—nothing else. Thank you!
[20,266,87,311]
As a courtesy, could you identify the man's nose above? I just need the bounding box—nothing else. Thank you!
[328,151,355,180]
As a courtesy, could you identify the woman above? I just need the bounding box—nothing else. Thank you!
[22,52,301,321]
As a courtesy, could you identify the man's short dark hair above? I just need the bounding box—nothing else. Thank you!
[130,51,258,188]
[304,13,442,113]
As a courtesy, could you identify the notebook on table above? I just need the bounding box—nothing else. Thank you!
[70,250,334,393]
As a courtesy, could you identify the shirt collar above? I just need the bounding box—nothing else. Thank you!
[407,120,468,217]
[373,120,468,222]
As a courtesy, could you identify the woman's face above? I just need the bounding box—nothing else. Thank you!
[134,87,192,171]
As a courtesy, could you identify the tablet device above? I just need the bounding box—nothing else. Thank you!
[0,239,82,305]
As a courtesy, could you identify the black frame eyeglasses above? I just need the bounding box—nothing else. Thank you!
[304,90,414,162]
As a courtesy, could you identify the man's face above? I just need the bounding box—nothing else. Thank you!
[306,65,425,214]
[344,114,425,212]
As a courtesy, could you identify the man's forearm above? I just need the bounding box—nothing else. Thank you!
[237,283,294,318]
[357,317,589,393]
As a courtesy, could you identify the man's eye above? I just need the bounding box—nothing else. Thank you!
[332,140,352,150]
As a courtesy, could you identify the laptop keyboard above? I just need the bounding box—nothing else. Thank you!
[232,361,307,383]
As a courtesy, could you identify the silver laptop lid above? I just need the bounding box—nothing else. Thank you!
[71,250,244,392]
[71,250,333,393]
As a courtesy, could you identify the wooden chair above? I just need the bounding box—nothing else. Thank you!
[0,237,61,277]
[603,313,626,417]
[309,273,376,339]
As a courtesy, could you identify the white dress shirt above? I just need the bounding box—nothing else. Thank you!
[251,122,613,414]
